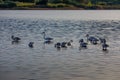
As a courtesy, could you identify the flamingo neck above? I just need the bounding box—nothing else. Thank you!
[43,32,46,39]
[11,35,14,39]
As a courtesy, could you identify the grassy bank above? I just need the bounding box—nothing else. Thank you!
[15,2,35,7]
[0,1,120,10]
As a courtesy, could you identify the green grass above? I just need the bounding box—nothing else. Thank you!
[15,2,35,7]
[47,3,75,8]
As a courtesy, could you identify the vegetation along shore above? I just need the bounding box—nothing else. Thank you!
[0,0,120,10]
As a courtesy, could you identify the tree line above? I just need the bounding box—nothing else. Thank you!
[0,0,120,9]
[1,0,118,5]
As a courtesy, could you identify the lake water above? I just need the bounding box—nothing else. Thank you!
[0,10,120,80]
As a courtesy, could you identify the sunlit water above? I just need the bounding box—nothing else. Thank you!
[0,10,120,80]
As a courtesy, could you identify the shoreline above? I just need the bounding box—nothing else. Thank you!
[0,8,83,10]
[0,7,120,10]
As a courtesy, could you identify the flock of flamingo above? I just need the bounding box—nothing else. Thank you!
[11,31,109,51]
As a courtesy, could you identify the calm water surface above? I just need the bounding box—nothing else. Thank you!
[0,10,120,80]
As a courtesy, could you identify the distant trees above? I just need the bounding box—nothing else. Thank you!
[36,0,48,5]
[0,1,16,8]
[91,0,120,5]
[2,0,35,3]
[48,0,63,3]
[1,0,120,5]
[75,0,86,3]
[0,0,120,9]
[0,0,3,3]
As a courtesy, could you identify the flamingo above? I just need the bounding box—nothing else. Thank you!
[42,31,53,44]
[42,31,53,41]
[79,39,88,48]
[28,42,34,48]
[55,42,61,49]
[86,34,99,44]
[11,35,21,42]
[67,40,73,46]
[102,42,109,51]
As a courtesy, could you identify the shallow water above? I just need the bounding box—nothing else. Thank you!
[0,10,120,80]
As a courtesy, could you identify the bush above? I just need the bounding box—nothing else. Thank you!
[56,3,67,8]
[47,3,73,8]
[98,2,107,5]
[0,1,16,8]
[6,1,17,8]
[48,0,62,4]
[36,0,48,5]
[84,5,103,9]
[0,3,7,8]
[16,2,34,7]
[0,0,3,3]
